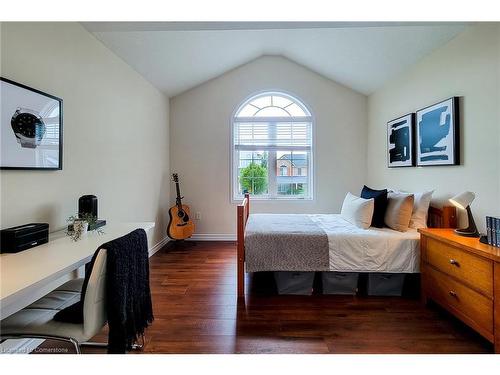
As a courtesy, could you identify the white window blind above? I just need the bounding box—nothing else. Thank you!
[233,121,312,150]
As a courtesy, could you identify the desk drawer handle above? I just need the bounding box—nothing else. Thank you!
[449,290,458,298]
[449,259,460,267]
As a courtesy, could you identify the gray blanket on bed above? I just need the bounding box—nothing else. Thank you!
[244,214,330,272]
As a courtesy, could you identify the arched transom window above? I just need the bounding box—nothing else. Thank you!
[232,92,313,200]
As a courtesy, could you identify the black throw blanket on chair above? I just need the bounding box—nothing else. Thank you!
[100,229,154,353]
[54,228,154,353]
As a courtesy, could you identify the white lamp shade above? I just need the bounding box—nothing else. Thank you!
[449,191,475,210]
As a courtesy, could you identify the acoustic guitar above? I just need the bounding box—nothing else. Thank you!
[167,173,195,240]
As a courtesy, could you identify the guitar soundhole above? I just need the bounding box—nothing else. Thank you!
[177,210,190,222]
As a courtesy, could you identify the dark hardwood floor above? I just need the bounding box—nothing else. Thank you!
[39,241,493,354]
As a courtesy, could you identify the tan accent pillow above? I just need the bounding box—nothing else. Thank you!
[384,192,415,232]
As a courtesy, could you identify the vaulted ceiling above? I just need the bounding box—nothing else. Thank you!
[82,22,467,97]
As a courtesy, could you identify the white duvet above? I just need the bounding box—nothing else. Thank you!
[309,214,420,273]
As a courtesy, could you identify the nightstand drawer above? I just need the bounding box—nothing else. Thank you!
[426,238,493,296]
[425,266,493,336]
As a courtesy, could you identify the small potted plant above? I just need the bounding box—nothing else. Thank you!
[66,213,104,241]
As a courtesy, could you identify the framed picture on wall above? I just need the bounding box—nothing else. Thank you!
[416,97,459,167]
[1,77,63,170]
[387,113,415,168]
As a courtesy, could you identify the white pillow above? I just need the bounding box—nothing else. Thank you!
[340,192,374,229]
[409,190,434,229]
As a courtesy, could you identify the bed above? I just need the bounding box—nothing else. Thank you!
[236,193,457,297]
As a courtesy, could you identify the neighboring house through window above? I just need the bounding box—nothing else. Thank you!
[232,91,313,200]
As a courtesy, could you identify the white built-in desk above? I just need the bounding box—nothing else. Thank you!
[0,222,155,319]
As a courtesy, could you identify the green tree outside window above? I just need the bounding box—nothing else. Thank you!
[240,162,268,194]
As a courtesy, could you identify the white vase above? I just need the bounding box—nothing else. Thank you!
[80,221,88,235]
[73,220,88,239]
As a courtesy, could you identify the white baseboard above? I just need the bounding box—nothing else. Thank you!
[149,236,170,257]
[188,233,236,241]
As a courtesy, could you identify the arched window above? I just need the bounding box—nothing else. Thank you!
[232,91,313,200]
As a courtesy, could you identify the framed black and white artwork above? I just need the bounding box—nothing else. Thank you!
[416,97,459,167]
[387,113,415,168]
[1,77,63,170]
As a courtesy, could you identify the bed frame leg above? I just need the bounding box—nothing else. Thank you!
[237,265,244,298]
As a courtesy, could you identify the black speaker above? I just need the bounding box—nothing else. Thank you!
[79,195,98,218]
[0,223,49,253]
[74,195,106,231]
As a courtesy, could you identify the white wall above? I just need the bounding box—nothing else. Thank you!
[366,24,500,231]
[0,23,171,246]
[170,56,368,237]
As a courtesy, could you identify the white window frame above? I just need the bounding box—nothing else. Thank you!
[230,91,315,202]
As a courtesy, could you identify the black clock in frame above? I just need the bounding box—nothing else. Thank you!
[11,108,47,148]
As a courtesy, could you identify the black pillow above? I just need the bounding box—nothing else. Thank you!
[360,185,388,228]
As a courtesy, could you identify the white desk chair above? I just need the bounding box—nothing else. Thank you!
[1,249,109,354]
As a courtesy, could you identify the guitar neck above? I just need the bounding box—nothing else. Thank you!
[175,182,182,208]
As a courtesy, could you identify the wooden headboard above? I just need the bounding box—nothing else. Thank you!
[428,206,457,229]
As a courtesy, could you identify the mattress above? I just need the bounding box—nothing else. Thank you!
[309,214,420,273]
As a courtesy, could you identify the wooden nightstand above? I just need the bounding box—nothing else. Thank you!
[419,228,500,353]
